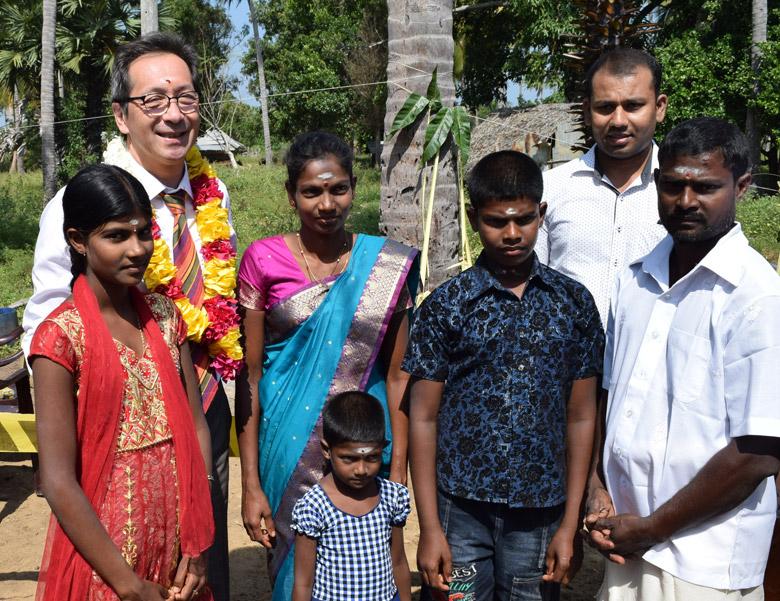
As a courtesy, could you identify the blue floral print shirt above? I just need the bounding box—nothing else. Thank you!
[403,253,604,508]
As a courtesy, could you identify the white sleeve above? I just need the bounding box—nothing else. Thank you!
[723,293,780,438]
[536,173,553,264]
[218,179,237,249]
[21,187,71,357]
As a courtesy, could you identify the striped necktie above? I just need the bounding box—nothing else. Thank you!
[162,189,219,410]
[162,189,205,307]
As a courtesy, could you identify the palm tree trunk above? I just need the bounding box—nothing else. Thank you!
[141,0,159,35]
[746,0,767,171]
[381,0,458,289]
[40,0,57,203]
[249,0,273,166]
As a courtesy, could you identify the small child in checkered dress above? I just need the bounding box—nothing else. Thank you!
[291,391,412,601]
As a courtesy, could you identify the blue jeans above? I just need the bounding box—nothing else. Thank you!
[422,490,563,601]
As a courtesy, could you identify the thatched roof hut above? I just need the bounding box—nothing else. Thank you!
[468,103,585,171]
[196,128,246,162]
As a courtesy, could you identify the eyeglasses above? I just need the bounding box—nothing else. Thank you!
[121,92,200,115]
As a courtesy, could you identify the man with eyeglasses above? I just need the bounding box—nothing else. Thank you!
[23,32,234,601]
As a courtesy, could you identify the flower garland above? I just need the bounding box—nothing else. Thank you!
[103,138,244,380]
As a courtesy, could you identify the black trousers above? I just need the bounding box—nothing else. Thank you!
[205,385,231,601]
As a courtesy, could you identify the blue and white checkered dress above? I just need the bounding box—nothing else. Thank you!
[291,477,410,601]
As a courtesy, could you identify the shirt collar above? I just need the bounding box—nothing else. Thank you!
[572,143,659,191]
[465,252,550,300]
[637,223,748,289]
[124,152,193,200]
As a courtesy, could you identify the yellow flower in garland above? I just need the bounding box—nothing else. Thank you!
[208,328,242,360]
[196,201,231,243]
[174,298,210,341]
[203,258,237,299]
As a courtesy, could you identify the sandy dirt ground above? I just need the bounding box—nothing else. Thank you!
[0,457,603,600]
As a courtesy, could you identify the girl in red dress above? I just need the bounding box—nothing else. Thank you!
[30,164,214,601]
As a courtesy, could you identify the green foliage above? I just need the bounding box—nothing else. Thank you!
[242,0,386,144]
[735,190,780,265]
[0,171,40,306]
[421,107,455,164]
[454,0,577,109]
[56,89,101,182]
[654,31,751,135]
[388,93,431,138]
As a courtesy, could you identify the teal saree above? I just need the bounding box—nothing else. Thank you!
[257,235,418,601]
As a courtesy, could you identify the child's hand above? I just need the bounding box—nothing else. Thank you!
[417,528,451,591]
[242,482,276,548]
[542,527,582,585]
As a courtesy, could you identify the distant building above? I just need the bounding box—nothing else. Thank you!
[468,103,584,172]
[196,128,246,163]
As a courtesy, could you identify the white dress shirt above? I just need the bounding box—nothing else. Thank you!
[539,144,667,326]
[603,224,780,590]
[22,154,234,357]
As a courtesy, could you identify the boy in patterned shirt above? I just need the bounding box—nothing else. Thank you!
[403,151,605,601]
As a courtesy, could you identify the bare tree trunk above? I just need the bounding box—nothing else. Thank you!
[381,0,458,290]
[40,0,57,203]
[746,0,766,171]
[249,0,273,166]
[141,0,159,35]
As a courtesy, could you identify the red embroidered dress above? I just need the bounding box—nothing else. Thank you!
[30,294,187,599]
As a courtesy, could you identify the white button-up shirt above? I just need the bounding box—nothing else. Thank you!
[21,155,234,356]
[603,224,780,589]
[539,144,667,326]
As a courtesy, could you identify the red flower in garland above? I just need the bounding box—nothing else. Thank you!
[191,174,224,206]
[201,239,237,262]
[202,297,240,343]
[155,279,185,300]
[211,354,243,381]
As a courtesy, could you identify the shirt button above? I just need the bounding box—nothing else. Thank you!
[625,409,633,418]
[518,363,526,371]
[615,447,623,458]
[617,226,622,233]
[651,331,659,339]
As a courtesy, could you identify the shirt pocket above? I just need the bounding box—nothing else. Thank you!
[665,328,712,405]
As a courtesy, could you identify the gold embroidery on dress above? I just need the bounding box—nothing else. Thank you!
[121,466,138,566]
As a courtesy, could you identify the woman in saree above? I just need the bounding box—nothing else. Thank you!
[30,165,213,601]
[235,131,418,601]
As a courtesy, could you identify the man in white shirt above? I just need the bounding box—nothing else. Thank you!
[538,48,669,325]
[585,117,780,599]
[22,33,233,601]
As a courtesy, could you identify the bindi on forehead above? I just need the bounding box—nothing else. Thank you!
[671,165,708,178]
[353,446,378,455]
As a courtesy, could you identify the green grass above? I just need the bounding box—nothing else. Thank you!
[0,165,778,311]
[736,191,780,266]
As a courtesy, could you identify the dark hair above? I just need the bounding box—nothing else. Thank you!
[63,164,152,285]
[466,150,543,208]
[111,32,199,112]
[658,117,750,181]
[584,47,662,99]
[284,131,354,190]
[322,391,386,447]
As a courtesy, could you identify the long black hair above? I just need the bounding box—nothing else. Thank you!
[62,164,152,286]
